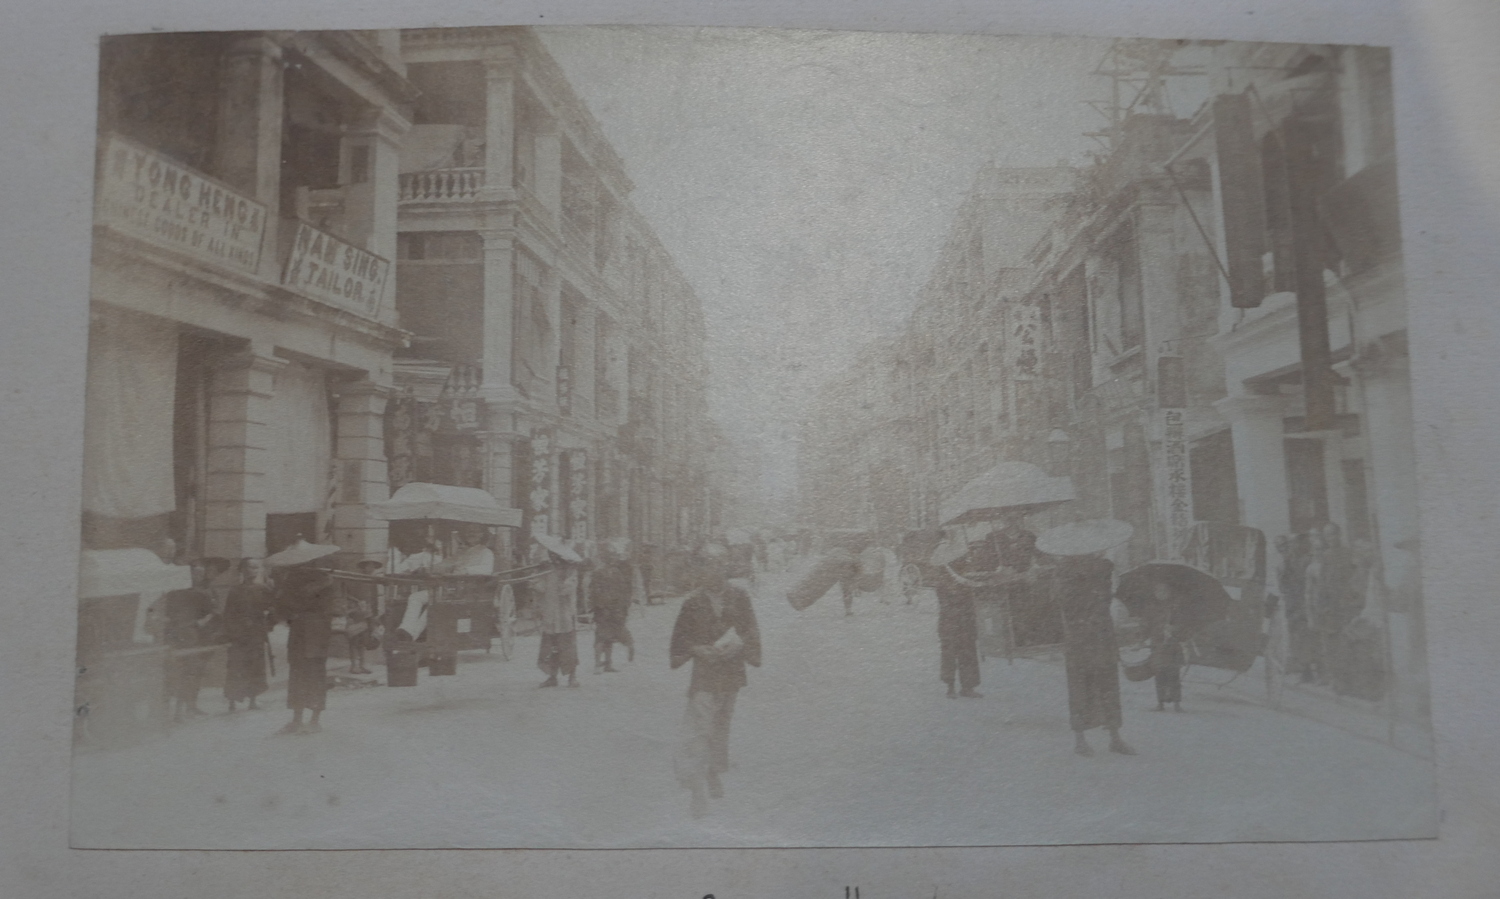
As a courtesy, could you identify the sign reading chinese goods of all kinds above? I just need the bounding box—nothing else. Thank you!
[281,221,391,319]
[95,134,266,275]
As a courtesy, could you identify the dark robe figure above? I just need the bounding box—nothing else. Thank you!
[590,557,635,673]
[670,552,762,818]
[1054,553,1134,756]
[1275,533,1315,683]
[930,559,981,699]
[160,585,215,722]
[222,559,273,711]
[274,567,336,734]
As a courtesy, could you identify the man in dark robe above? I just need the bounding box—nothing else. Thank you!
[274,566,336,734]
[670,546,762,818]
[223,557,273,712]
[929,538,983,699]
[1054,552,1134,756]
[160,557,231,722]
[590,544,635,673]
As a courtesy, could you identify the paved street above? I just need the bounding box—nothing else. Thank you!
[72,562,1435,849]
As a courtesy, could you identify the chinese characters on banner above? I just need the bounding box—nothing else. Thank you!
[1160,407,1193,560]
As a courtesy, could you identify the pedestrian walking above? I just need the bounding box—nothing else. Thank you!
[223,557,273,712]
[1274,533,1315,683]
[670,544,762,818]
[929,535,982,699]
[534,534,583,688]
[1056,552,1134,755]
[591,540,635,673]
[265,539,342,735]
[1035,519,1137,758]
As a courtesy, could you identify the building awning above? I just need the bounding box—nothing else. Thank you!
[78,549,192,599]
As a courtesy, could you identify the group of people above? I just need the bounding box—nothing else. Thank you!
[153,548,355,736]
[1273,522,1386,698]
[925,514,1137,757]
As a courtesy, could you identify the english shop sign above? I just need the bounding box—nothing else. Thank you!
[95,134,266,275]
[281,222,390,319]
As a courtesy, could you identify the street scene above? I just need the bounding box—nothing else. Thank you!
[72,26,1434,848]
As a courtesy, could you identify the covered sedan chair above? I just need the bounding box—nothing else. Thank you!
[364,483,524,679]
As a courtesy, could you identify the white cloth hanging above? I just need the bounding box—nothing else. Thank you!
[82,309,178,519]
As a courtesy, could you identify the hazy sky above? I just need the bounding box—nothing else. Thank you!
[536,26,1117,513]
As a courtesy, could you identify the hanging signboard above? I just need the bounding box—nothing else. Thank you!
[281,221,390,319]
[95,134,266,275]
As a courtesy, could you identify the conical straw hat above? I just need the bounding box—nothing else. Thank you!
[263,539,342,568]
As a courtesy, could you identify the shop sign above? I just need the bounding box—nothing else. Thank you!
[1159,408,1193,560]
[95,134,265,275]
[281,222,390,319]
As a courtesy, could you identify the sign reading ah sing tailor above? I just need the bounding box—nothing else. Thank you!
[281,222,390,319]
[95,134,266,275]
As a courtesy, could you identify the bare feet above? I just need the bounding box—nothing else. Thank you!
[1109,736,1137,756]
[539,677,559,688]
[959,688,983,699]
[1074,735,1094,757]
[274,722,300,735]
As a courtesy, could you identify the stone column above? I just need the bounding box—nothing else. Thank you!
[479,227,521,407]
[353,107,411,266]
[203,350,285,561]
[542,264,563,409]
[534,118,563,222]
[1213,394,1292,541]
[215,36,284,283]
[574,304,598,421]
[482,53,517,198]
[1351,341,1424,685]
[331,380,391,563]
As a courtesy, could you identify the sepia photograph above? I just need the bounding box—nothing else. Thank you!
[69,23,1436,850]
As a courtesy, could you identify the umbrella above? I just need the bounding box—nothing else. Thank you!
[1115,562,1234,639]
[534,533,582,563]
[368,482,522,527]
[264,539,342,568]
[1036,519,1133,557]
[941,461,1075,526]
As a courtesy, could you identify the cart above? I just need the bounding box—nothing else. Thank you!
[360,482,526,684]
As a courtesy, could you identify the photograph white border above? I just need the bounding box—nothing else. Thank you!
[3,0,1499,896]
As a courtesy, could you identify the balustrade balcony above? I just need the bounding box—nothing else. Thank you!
[398,167,485,202]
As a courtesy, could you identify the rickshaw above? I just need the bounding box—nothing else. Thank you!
[939,461,1077,662]
[346,482,528,683]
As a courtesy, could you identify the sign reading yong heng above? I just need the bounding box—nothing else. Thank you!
[281,222,390,319]
[95,134,266,275]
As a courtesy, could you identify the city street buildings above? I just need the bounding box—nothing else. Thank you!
[390,27,717,565]
[77,27,720,742]
[800,39,1422,736]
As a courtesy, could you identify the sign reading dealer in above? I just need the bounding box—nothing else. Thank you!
[95,134,266,275]
[281,222,390,319]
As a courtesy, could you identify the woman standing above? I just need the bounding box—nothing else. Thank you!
[223,558,273,712]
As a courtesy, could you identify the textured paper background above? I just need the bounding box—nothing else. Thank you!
[3,0,1499,896]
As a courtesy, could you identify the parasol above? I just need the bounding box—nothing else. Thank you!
[367,482,522,527]
[264,539,342,568]
[534,533,583,563]
[940,461,1075,526]
[1036,519,1134,557]
[1115,562,1234,639]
